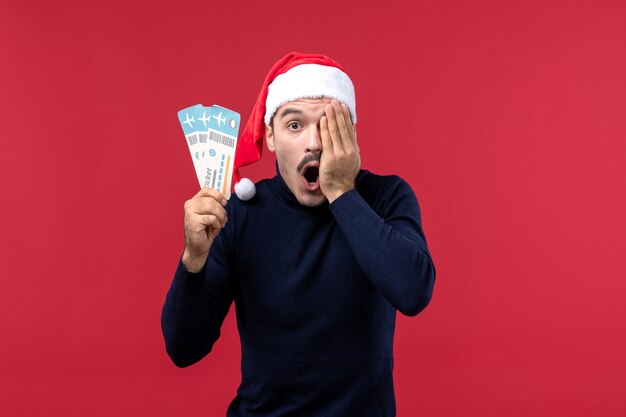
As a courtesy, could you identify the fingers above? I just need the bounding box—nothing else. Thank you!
[324,101,344,153]
[192,187,227,206]
[185,187,228,231]
[185,197,228,228]
[340,102,356,140]
[332,101,353,148]
[323,100,357,154]
[320,114,333,154]
[196,214,224,238]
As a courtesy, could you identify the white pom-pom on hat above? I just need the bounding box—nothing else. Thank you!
[234,177,256,201]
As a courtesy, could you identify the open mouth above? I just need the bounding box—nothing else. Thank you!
[302,165,320,189]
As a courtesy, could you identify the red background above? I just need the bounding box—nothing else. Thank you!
[1,0,625,416]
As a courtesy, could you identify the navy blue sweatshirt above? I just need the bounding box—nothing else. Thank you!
[162,170,436,416]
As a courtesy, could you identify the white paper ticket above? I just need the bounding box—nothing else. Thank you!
[177,104,241,199]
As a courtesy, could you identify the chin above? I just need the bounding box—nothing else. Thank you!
[295,191,327,207]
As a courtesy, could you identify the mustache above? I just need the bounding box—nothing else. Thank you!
[297,153,320,173]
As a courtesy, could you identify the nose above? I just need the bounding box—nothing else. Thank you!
[305,124,322,153]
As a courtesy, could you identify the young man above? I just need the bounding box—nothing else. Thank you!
[162,52,436,416]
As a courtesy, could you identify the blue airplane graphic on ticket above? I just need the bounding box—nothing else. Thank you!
[178,104,241,198]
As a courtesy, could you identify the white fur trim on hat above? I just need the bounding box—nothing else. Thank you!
[264,64,356,125]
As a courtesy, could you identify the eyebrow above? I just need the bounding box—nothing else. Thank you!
[276,107,304,120]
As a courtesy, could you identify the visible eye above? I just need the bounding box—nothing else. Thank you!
[287,121,301,130]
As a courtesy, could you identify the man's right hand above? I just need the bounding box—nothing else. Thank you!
[182,188,228,273]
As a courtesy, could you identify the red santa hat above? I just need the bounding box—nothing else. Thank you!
[233,52,356,194]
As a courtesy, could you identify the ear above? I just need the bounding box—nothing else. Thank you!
[266,124,275,152]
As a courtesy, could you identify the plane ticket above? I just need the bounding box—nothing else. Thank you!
[177,104,241,199]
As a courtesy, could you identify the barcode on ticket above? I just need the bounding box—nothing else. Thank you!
[208,130,235,148]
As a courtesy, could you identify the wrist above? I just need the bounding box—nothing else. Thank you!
[326,186,354,203]
[182,248,208,273]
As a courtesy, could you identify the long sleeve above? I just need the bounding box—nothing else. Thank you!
[329,174,436,316]
[161,218,236,367]
[161,174,431,413]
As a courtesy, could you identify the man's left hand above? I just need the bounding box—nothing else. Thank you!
[319,100,361,203]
